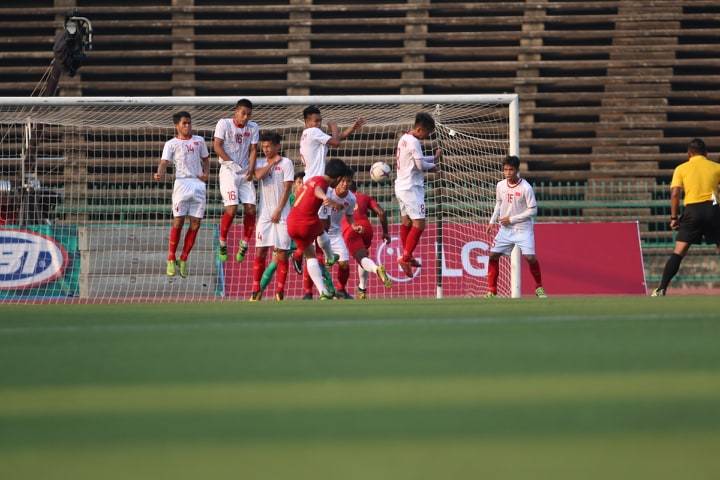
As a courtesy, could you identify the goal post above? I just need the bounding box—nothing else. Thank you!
[0,94,520,303]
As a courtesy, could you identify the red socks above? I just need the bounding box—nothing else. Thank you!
[179,227,199,261]
[336,264,350,291]
[168,226,181,261]
[252,251,267,291]
[243,211,256,243]
[487,257,499,294]
[219,212,234,243]
[400,224,411,250]
[528,259,542,288]
[276,257,289,294]
[401,226,423,262]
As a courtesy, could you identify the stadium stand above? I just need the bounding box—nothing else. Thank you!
[1,0,719,288]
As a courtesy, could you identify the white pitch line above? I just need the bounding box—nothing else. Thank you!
[0,312,715,336]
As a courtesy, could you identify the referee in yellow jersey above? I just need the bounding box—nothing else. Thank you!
[652,138,720,296]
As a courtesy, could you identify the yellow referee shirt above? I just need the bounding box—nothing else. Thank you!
[670,155,720,205]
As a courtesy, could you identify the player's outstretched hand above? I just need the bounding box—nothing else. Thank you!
[153,172,162,181]
[198,172,209,182]
[382,233,391,244]
[485,223,498,235]
[245,172,254,182]
[353,117,366,131]
[434,148,442,162]
[670,219,679,230]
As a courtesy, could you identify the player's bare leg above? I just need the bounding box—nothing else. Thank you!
[218,204,238,262]
[167,216,185,276]
[236,203,256,262]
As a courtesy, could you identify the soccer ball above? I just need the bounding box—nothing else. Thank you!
[370,161,391,182]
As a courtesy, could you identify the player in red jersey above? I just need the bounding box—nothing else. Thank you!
[287,158,349,299]
[342,180,391,299]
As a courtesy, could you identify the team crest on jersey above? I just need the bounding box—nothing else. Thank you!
[243,131,251,137]
[0,229,68,289]
[515,191,521,196]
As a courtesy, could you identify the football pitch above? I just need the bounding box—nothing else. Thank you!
[1,297,719,480]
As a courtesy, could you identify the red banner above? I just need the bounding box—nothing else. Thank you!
[221,221,645,298]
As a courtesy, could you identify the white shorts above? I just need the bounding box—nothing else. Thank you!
[328,232,350,262]
[255,217,291,250]
[219,165,256,206]
[172,178,206,218]
[395,185,426,220]
[491,224,536,256]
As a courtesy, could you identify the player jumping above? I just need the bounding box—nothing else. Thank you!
[249,131,294,302]
[214,98,259,264]
[287,158,350,300]
[154,111,209,278]
[395,112,441,277]
[485,155,546,298]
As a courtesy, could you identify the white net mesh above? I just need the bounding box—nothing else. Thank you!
[0,96,516,303]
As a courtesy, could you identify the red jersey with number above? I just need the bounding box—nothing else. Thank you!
[288,176,328,224]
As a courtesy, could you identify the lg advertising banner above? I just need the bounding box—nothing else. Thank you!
[0,225,80,299]
[221,221,646,298]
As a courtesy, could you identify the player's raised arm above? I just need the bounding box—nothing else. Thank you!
[326,117,365,148]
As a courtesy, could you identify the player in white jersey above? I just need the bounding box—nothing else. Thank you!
[154,111,209,278]
[214,98,260,264]
[485,155,546,298]
[249,131,295,302]
[319,172,391,299]
[299,105,365,182]
[394,112,441,278]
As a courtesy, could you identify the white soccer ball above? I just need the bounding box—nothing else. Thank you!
[370,161,391,182]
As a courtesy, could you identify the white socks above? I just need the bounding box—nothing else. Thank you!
[306,257,328,295]
[357,264,369,290]
[360,257,378,274]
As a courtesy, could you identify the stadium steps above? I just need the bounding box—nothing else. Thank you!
[78,226,218,299]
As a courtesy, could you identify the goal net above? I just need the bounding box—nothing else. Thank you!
[0,95,518,303]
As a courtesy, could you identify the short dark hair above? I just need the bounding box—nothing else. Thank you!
[235,98,253,110]
[344,166,355,179]
[303,105,321,119]
[688,138,707,156]
[294,171,305,181]
[259,130,282,145]
[173,111,191,125]
[348,180,357,192]
[504,155,520,169]
[325,158,349,179]
[415,112,435,132]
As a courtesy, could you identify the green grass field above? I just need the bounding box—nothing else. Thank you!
[1,297,719,480]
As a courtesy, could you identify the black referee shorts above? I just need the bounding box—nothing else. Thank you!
[677,201,720,244]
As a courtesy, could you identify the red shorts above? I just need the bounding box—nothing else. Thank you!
[288,219,324,254]
[356,219,373,248]
[342,223,369,257]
